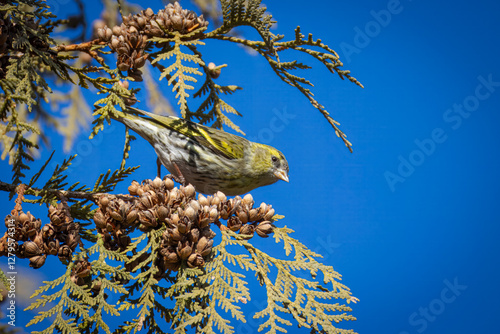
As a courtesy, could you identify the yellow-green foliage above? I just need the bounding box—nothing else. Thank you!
[23,225,357,334]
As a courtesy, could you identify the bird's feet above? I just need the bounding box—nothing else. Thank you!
[171,162,186,186]
[156,158,162,179]
[158,159,186,186]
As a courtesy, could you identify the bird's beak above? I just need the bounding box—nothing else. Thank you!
[274,170,289,183]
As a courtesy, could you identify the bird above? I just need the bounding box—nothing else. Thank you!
[110,107,289,196]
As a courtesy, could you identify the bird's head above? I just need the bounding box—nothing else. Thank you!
[252,144,289,185]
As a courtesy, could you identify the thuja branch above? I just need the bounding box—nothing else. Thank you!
[205,27,362,152]
[0,180,133,203]
[53,39,107,65]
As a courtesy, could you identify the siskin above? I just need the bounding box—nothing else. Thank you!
[111,107,289,195]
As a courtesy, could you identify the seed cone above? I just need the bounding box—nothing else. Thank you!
[96,2,209,80]
[2,202,80,269]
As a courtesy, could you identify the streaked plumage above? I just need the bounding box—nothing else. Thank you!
[111,107,289,195]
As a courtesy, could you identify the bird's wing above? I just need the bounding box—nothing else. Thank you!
[125,107,246,160]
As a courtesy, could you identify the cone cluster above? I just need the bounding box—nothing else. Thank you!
[1,178,277,274]
[94,177,276,272]
[124,2,208,36]
[96,2,208,80]
[1,203,80,269]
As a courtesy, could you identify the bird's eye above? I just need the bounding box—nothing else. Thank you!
[271,156,279,164]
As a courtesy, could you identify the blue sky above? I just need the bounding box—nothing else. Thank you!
[2,0,500,333]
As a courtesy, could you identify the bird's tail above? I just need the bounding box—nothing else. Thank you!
[108,107,161,144]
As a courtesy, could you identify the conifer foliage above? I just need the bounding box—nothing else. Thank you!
[0,0,362,332]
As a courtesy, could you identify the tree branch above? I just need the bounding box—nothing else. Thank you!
[53,39,107,65]
[0,180,134,203]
